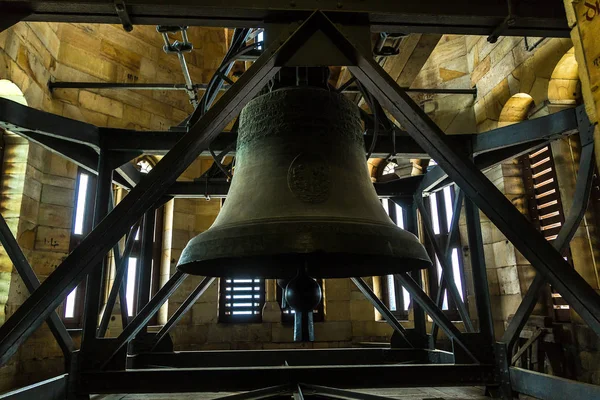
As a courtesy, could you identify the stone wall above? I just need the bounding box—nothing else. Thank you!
[0,21,225,391]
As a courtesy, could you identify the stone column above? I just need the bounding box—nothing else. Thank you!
[262,279,282,323]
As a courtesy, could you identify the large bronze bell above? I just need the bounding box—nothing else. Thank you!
[178,87,431,278]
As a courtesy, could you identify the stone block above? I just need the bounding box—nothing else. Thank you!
[323,278,350,301]
[14,220,36,251]
[172,324,209,346]
[41,174,75,190]
[232,324,272,343]
[272,323,294,343]
[499,293,522,321]
[471,55,490,87]
[490,37,521,67]
[492,240,517,268]
[79,91,123,118]
[314,321,352,342]
[349,300,376,321]
[206,323,233,343]
[324,300,350,321]
[483,243,496,269]
[174,198,198,214]
[477,51,517,98]
[58,42,117,81]
[40,184,74,207]
[17,195,39,225]
[142,96,173,119]
[38,203,72,229]
[491,225,507,243]
[34,226,70,252]
[171,229,193,250]
[516,264,536,294]
[486,268,501,296]
[173,211,196,231]
[351,320,393,339]
[496,266,521,295]
[62,103,109,127]
[100,39,142,72]
[47,153,77,178]
[191,301,218,325]
[150,113,174,131]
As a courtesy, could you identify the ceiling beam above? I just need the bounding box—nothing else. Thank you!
[1,0,570,37]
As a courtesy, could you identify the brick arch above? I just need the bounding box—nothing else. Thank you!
[548,47,581,105]
[498,93,535,127]
[0,79,28,106]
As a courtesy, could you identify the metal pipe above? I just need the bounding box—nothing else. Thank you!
[177,52,198,106]
[48,81,476,96]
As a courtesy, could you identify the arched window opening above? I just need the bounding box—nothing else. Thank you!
[548,48,581,106]
[0,79,27,106]
[498,93,535,127]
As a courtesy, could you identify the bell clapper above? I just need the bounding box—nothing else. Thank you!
[284,264,322,342]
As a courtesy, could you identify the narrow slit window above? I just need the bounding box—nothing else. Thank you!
[126,257,138,317]
[381,199,411,318]
[73,173,89,235]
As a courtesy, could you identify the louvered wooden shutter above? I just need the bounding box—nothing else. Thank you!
[522,145,571,321]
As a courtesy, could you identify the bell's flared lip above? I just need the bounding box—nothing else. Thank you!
[177,252,431,279]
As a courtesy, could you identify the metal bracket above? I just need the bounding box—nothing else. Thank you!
[577,106,595,147]
[487,0,517,43]
[114,0,133,32]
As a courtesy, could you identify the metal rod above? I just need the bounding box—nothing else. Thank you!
[0,213,74,360]
[176,52,198,107]
[101,270,188,368]
[0,12,291,366]
[48,82,216,91]
[150,276,215,351]
[97,221,141,337]
[394,273,478,362]
[465,198,495,344]
[350,277,414,347]
[48,81,476,96]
